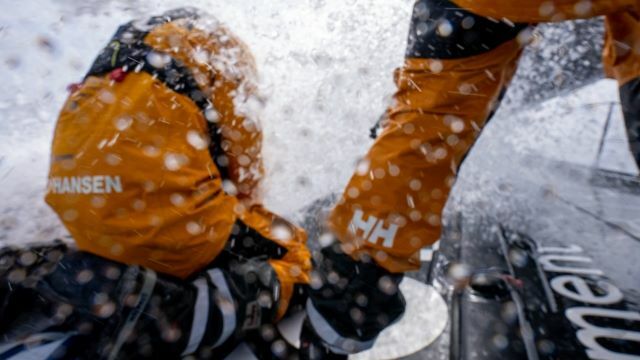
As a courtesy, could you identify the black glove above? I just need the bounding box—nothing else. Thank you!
[300,317,348,360]
[300,244,406,358]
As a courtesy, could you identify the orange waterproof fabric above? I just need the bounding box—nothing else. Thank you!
[45,16,310,317]
[452,0,640,83]
[329,41,524,272]
[145,22,266,204]
[330,0,640,273]
[452,0,638,22]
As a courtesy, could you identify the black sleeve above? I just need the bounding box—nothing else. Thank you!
[0,243,283,360]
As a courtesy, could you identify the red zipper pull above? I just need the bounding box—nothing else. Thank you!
[67,83,83,93]
[109,67,127,82]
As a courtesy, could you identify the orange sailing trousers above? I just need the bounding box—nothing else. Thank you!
[329,0,640,273]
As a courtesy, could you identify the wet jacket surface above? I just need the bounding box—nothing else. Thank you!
[45,9,310,318]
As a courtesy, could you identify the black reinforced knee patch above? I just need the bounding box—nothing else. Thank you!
[406,0,530,59]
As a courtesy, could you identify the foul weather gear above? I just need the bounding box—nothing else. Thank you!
[44,9,310,320]
[313,0,640,355]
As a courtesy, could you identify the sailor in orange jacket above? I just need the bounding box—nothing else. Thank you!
[302,0,640,357]
[42,8,310,357]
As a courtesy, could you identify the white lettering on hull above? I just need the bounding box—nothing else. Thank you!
[550,276,623,306]
[539,254,604,276]
[566,308,640,360]
[542,244,640,359]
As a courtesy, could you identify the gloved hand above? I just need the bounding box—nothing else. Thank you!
[300,317,348,360]
[300,243,406,359]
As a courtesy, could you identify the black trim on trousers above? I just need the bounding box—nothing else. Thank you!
[406,0,530,59]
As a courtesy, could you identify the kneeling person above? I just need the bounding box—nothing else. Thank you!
[4,8,310,359]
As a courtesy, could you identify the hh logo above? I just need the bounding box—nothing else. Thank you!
[349,210,398,248]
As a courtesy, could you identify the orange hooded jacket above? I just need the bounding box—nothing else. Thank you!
[45,9,310,318]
